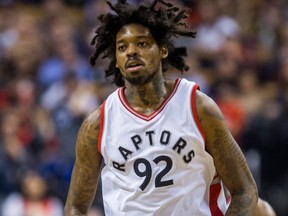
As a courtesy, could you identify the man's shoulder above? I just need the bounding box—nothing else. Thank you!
[84,106,102,126]
[194,90,223,121]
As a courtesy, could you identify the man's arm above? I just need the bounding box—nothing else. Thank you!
[64,108,103,216]
[195,90,258,215]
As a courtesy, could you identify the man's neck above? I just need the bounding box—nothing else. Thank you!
[124,77,175,115]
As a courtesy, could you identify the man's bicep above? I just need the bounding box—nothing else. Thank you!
[65,109,103,215]
[75,108,102,172]
[195,91,253,192]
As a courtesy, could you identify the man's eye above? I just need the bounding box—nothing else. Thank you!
[118,45,126,51]
[138,42,147,47]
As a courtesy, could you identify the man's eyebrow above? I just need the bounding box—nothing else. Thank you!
[116,35,151,44]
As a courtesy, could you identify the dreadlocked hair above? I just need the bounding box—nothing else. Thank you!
[90,0,196,87]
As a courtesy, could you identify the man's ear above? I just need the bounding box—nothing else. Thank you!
[161,45,168,59]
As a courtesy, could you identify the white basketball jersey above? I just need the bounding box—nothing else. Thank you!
[98,78,228,216]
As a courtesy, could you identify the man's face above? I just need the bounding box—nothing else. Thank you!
[115,23,167,85]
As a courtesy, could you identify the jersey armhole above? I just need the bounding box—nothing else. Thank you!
[98,100,106,154]
[191,84,206,143]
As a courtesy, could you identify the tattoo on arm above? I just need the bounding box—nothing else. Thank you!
[195,91,258,215]
[65,109,102,215]
[197,95,224,121]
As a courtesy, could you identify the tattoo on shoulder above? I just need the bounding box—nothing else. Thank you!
[76,112,103,170]
[78,110,101,149]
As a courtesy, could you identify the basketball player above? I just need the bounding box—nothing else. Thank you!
[65,0,259,215]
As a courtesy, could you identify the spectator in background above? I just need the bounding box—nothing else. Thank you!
[1,170,63,216]
[38,72,100,202]
[40,72,99,161]
[37,21,93,89]
[191,0,240,69]
[5,13,46,80]
[0,108,31,197]
[0,4,17,65]
[213,83,246,143]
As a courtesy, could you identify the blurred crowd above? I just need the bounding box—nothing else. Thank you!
[0,0,287,215]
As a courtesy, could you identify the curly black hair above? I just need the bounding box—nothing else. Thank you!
[90,0,196,87]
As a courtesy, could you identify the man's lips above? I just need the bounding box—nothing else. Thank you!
[125,59,144,72]
[126,65,143,72]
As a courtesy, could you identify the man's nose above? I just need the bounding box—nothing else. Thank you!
[127,44,138,56]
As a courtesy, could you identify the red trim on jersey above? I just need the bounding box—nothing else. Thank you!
[213,174,219,180]
[210,183,224,216]
[191,85,206,142]
[98,100,106,154]
[118,78,181,121]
